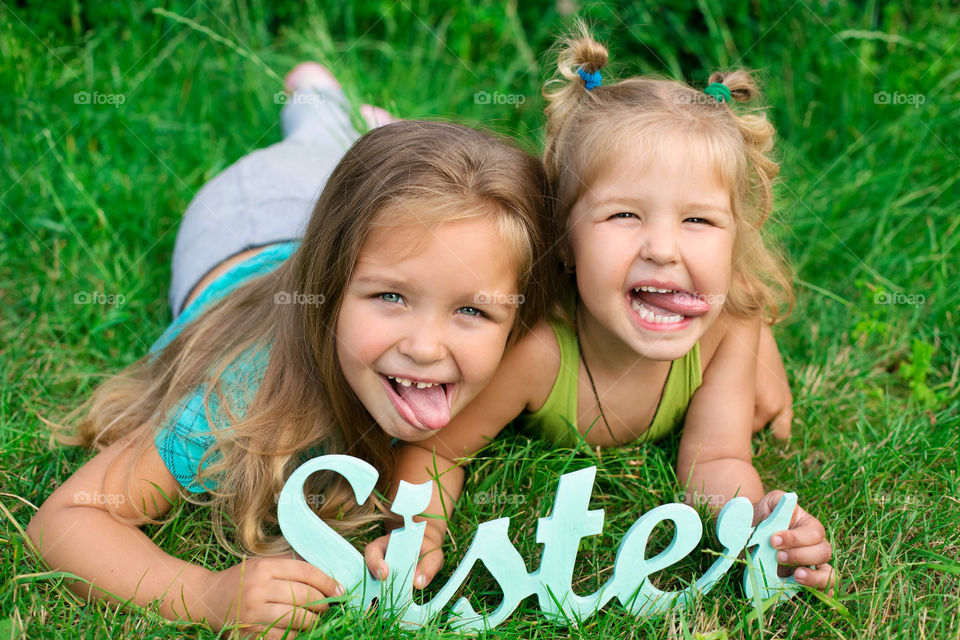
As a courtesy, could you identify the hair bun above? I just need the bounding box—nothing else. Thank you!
[570,30,608,75]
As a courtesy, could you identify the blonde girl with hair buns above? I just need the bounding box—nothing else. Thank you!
[28,64,553,638]
[367,26,835,597]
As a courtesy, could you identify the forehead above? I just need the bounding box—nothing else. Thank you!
[583,133,731,205]
[354,216,520,289]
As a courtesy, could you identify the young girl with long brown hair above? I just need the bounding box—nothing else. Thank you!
[27,64,553,638]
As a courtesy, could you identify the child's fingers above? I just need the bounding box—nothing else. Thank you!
[793,563,836,594]
[364,534,391,579]
[272,559,344,600]
[269,579,336,615]
[776,540,832,568]
[773,510,827,549]
[414,547,444,589]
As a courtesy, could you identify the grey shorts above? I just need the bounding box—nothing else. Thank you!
[168,86,363,318]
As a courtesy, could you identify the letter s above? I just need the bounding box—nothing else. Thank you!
[277,454,380,607]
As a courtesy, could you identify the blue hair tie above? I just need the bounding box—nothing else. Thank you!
[577,67,602,91]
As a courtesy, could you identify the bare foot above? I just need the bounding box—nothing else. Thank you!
[284,62,341,94]
[359,104,400,128]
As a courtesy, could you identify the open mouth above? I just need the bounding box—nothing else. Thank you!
[628,285,710,327]
[381,374,453,431]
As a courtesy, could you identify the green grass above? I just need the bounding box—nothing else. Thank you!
[2,0,958,637]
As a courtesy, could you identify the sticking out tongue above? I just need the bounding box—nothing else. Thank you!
[633,289,711,316]
[396,383,450,430]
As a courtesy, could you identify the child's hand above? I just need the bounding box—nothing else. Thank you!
[364,530,445,589]
[754,490,836,595]
[204,557,344,639]
[753,323,793,439]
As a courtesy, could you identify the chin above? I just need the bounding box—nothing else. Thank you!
[381,415,447,443]
[631,327,702,361]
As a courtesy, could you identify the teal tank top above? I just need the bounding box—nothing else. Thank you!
[151,242,300,493]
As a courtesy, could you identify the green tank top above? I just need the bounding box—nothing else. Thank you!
[516,306,703,448]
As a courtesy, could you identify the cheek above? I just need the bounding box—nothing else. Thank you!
[335,304,384,367]
[458,328,511,387]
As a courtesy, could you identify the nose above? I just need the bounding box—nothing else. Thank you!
[638,218,680,265]
[397,316,448,365]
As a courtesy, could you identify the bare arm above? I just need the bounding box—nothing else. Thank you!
[27,426,343,638]
[753,322,793,438]
[678,312,764,505]
[26,426,221,624]
[678,313,834,592]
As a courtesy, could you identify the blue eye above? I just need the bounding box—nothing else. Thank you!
[611,212,638,220]
[685,217,711,225]
[457,306,487,319]
[379,292,404,304]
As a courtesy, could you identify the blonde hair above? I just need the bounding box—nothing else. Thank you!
[55,120,553,556]
[543,22,793,322]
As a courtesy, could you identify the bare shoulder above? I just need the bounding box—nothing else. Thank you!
[699,309,761,375]
[504,319,562,412]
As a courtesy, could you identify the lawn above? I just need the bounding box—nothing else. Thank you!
[1,1,958,638]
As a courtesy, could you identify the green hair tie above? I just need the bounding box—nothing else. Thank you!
[704,82,731,103]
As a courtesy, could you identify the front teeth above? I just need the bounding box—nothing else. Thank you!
[387,375,439,389]
[631,298,684,324]
[634,285,674,294]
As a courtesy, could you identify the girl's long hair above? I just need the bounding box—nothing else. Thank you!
[543,21,793,323]
[55,120,553,556]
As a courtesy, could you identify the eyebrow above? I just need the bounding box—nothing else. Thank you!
[353,275,419,292]
[592,196,731,215]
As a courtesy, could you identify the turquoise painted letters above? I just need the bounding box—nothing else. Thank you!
[278,455,798,630]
